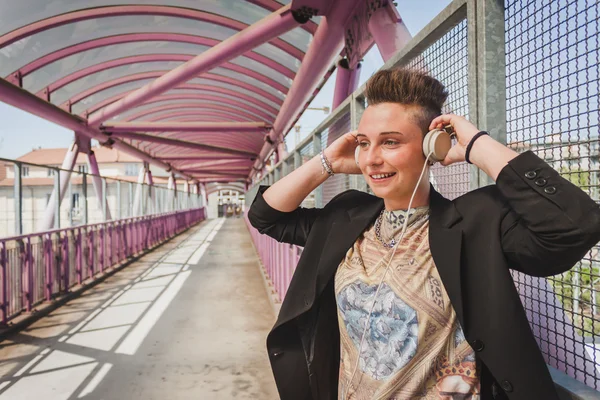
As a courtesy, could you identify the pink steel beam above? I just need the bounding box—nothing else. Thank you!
[332,58,362,110]
[251,0,361,178]
[11,33,294,82]
[87,5,303,126]
[42,55,288,100]
[0,78,194,180]
[102,121,269,133]
[368,4,412,62]
[86,93,273,121]
[0,6,304,60]
[109,132,257,156]
[123,106,250,123]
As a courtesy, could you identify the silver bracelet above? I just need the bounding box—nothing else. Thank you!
[320,151,334,176]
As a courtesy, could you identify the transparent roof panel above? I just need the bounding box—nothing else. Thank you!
[72,79,155,115]
[279,26,312,52]
[124,101,265,122]
[188,78,281,109]
[253,42,301,72]
[210,67,287,101]
[22,41,210,93]
[51,61,184,106]
[0,0,274,37]
[162,89,277,119]
[229,57,292,88]
[114,99,251,122]
[0,15,239,77]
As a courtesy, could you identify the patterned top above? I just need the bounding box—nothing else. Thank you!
[335,207,480,400]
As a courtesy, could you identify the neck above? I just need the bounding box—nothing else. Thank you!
[383,183,430,211]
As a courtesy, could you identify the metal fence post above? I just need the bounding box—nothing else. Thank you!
[350,93,368,192]
[13,162,22,235]
[313,132,324,207]
[54,172,60,229]
[467,0,507,189]
[102,178,107,221]
[117,180,121,220]
[82,173,88,225]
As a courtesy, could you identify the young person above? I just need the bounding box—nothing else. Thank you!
[248,68,600,399]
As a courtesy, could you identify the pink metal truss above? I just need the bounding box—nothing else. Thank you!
[42,55,288,101]
[0,78,195,180]
[66,75,278,116]
[147,134,262,155]
[102,121,269,133]
[87,5,302,126]
[12,33,295,82]
[0,5,304,60]
[251,0,361,178]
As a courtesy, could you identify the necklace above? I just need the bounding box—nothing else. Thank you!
[374,208,428,248]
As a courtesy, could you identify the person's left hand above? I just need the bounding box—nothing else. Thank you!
[428,114,483,166]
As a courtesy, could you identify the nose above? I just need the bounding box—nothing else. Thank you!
[364,146,383,167]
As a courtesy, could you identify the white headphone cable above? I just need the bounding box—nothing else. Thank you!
[343,151,433,399]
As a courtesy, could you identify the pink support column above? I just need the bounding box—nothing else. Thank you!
[87,151,112,221]
[146,167,154,215]
[40,141,79,230]
[133,164,147,217]
[332,58,362,110]
[368,4,412,62]
[87,5,304,126]
[168,174,177,211]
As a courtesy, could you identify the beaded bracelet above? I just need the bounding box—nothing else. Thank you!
[320,151,334,176]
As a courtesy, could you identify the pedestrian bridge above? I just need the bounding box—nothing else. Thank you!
[0,0,599,398]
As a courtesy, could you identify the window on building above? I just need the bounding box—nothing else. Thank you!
[47,166,57,176]
[125,163,140,176]
[78,164,88,174]
[21,166,29,177]
[71,193,80,217]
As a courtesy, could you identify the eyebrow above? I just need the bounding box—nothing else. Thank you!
[355,131,405,137]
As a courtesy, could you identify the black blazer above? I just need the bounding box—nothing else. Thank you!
[248,151,600,400]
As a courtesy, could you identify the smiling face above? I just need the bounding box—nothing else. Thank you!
[356,102,431,210]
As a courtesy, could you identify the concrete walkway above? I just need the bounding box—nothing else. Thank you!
[0,218,278,400]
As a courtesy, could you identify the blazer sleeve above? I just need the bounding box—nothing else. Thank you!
[247,185,323,247]
[497,151,600,277]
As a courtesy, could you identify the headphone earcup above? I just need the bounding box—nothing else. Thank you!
[355,146,360,167]
[423,129,452,164]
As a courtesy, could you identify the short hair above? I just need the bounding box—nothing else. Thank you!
[365,68,448,134]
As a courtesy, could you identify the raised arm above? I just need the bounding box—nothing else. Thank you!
[248,131,360,246]
[261,131,359,212]
[430,114,600,276]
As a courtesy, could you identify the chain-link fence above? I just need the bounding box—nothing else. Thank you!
[246,0,600,393]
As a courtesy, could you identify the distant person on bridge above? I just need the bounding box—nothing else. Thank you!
[248,68,600,399]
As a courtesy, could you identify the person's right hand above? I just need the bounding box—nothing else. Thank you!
[323,131,362,175]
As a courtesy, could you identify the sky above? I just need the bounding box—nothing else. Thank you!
[0,0,452,161]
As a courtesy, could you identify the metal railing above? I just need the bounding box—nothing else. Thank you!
[245,0,600,393]
[0,208,206,324]
[0,157,203,239]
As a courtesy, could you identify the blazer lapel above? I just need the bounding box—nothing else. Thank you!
[428,186,465,327]
[314,195,384,298]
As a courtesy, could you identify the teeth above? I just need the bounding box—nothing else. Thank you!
[372,173,394,179]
